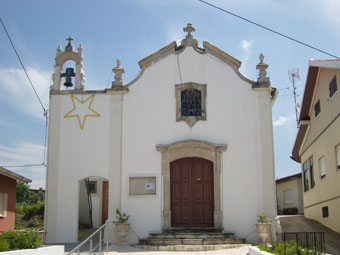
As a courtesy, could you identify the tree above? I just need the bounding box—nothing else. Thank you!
[16,182,32,204]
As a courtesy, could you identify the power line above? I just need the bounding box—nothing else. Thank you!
[0,17,46,113]
[198,0,340,59]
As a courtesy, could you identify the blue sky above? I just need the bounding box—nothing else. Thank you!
[1,0,339,188]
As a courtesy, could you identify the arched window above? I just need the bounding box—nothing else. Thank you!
[175,82,206,127]
[181,89,202,117]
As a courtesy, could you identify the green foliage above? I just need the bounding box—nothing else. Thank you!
[16,182,32,204]
[0,239,10,252]
[115,208,130,223]
[22,202,44,219]
[0,231,41,250]
[257,211,273,223]
[16,182,45,205]
[259,240,317,255]
[282,207,298,215]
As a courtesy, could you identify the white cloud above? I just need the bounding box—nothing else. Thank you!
[165,22,185,45]
[273,115,295,126]
[0,141,46,189]
[239,39,253,77]
[0,67,50,118]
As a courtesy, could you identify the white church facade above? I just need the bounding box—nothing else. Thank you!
[44,24,277,244]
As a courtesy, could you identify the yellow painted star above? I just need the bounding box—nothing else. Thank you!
[64,94,100,130]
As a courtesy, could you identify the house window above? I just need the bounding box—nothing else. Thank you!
[283,189,293,204]
[181,89,202,117]
[319,156,326,178]
[329,75,337,98]
[88,181,97,193]
[0,192,8,217]
[303,161,309,192]
[309,156,315,188]
[175,82,206,127]
[322,206,329,218]
[314,100,320,117]
[336,144,340,170]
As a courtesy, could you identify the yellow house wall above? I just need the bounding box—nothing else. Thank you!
[300,68,340,233]
[276,177,304,214]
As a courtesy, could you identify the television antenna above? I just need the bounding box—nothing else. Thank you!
[288,68,300,128]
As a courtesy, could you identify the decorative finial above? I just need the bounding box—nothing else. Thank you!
[65,36,74,51]
[77,43,83,56]
[259,53,264,64]
[183,23,195,38]
[116,58,121,67]
[112,58,125,87]
[256,53,270,85]
[56,45,62,54]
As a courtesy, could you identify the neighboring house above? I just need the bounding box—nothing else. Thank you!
[292,59,340,233]
[0,167,31,234]
[45,24,278,244]
[276,173,304,214]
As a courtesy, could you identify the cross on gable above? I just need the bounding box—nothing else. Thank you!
[66,36,74,45]
[183,23,195,37]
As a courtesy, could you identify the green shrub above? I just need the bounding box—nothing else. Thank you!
[0,231,41,250]
[282,207,298,215]
[259,240,317,255]
[0,238,10,252]
[22,202,44,219]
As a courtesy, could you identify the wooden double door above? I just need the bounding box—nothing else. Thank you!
[170,157,214,227]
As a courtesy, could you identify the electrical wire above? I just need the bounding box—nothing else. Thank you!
[198,0,340,59]
[0,17,46,113]
[0,17,49,168]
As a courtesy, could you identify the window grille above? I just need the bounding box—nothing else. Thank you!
[329,75,337,98]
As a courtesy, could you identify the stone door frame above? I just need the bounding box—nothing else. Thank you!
[156,140,227,229]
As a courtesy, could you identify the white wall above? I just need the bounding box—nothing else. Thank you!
[121,47,275,243]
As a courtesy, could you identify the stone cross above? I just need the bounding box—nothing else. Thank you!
[183,23,195,37]
[66,36,73,45]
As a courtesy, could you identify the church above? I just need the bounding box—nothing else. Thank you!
[44,23,277,245]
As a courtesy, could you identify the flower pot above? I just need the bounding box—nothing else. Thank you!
[256,223,272,244]
[115,223,130,244]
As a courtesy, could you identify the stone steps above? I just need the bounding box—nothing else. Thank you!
[136,228,249,251]
[139,237,245,245]
[134,243,251,252]
[150,232,235,239]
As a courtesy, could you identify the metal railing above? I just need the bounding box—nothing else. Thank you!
[282,232,325,255]
[66,220,112,255]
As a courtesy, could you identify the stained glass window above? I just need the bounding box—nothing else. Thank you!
[181,89,202,117]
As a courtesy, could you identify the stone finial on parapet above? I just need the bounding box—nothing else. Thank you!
[256,53,270,86]
[111,58,125,88]
[181,23,198,47]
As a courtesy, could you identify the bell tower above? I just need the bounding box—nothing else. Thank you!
[51,37,85,90]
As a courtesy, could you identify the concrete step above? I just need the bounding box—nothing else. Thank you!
[133,243,251,252]
[139,237,245,245]
[163,227,223,233]
[150,232,235,239]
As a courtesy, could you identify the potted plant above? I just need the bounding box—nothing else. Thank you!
[115,208,130,244]
[256,211,273,244]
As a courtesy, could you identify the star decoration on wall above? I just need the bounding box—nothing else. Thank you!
[64,94,100,130]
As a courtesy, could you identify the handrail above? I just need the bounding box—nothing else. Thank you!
[66,220,112,255]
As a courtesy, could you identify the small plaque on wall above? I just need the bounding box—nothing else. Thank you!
[129,176,156,195]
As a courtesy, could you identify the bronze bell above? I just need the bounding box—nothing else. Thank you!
[61,67,76,87]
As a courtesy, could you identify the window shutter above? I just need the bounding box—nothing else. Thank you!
[3,193,7,217]
[337,144,340,170]
[0,193,3,216]
[319,156,326,178]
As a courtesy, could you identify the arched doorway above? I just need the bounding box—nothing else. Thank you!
[171,157,214,227]
[78,176,108,240]
[156,140,227,229]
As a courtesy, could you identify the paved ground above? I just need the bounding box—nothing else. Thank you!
[279,215,340,255]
